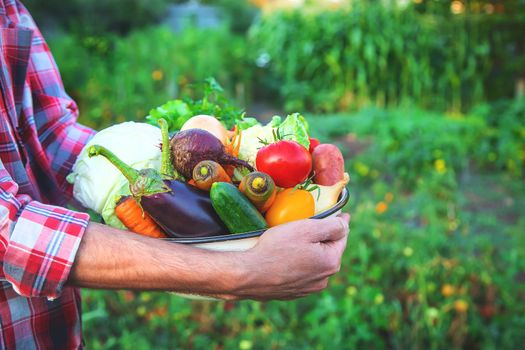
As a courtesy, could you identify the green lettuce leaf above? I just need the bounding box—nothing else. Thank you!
[147,100,193,131]
[279,113,310,149]
[101,182,130,230]
[146,78,247,131]
[270,115,282,127]
[237,117,260,130]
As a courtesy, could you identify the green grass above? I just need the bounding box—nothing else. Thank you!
[81,107,525,349]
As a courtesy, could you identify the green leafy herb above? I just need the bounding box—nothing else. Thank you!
[146,77,247,132]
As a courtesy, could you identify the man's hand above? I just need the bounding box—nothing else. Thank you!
[69,213,350,301]
[230,213,350,300]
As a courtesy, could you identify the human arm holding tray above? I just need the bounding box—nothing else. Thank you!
[69,213,350,300]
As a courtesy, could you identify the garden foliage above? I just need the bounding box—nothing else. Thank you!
[23,0,171,35]
[21,1,525,348]
[40,2,524,129]
[82,107,525,349]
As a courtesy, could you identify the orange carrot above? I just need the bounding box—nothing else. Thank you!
[223,165,236,178]
[192,160,232,191]
[239,172,276,213]
[115,196,167,238]
[233,128,242,157]
[225,126,242,157]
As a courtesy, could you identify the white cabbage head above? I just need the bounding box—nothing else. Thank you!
[69,122,162,214]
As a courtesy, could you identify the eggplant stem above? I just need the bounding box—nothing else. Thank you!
[158,118,175,179]
[88,145,140,184]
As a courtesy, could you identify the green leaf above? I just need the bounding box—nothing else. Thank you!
[204,77,224,94]
[232,166,252,182]
[146,77,245,131]
[270,115,283,127]
[237,117,260,130]
[146,100,192,131]
[279,113,310,149]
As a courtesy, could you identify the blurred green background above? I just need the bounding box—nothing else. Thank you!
[24,0,525,349]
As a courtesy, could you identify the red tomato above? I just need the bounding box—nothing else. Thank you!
[309,137,321,153]
[256,140,312,188]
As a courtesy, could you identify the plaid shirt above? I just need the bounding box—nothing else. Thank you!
[0,1,94,348]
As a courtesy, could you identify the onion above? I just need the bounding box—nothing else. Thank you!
[180,115,230,145]
[314,173,350,214]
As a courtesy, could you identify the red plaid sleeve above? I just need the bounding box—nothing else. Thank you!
[0,161,89,299]
[18,2,95,197]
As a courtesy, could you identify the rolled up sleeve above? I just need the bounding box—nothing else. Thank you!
[0,170,89,299]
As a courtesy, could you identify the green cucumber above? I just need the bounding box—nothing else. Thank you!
[210,182,268,234]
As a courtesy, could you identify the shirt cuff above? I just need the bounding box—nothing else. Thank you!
[3,201,89,299]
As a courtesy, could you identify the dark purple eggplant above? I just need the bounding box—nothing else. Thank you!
[170,128,253,179]
[140,179,227,237]
[87,144,228,238]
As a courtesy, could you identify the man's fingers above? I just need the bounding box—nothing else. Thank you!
[323,230,349,258]
[337,212,351,226]
[308,214,349,243]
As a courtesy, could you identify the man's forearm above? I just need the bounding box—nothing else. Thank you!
[68,222,241,296]
[69,214,350,301]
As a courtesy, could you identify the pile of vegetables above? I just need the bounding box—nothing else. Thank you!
[70,81,349,238]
